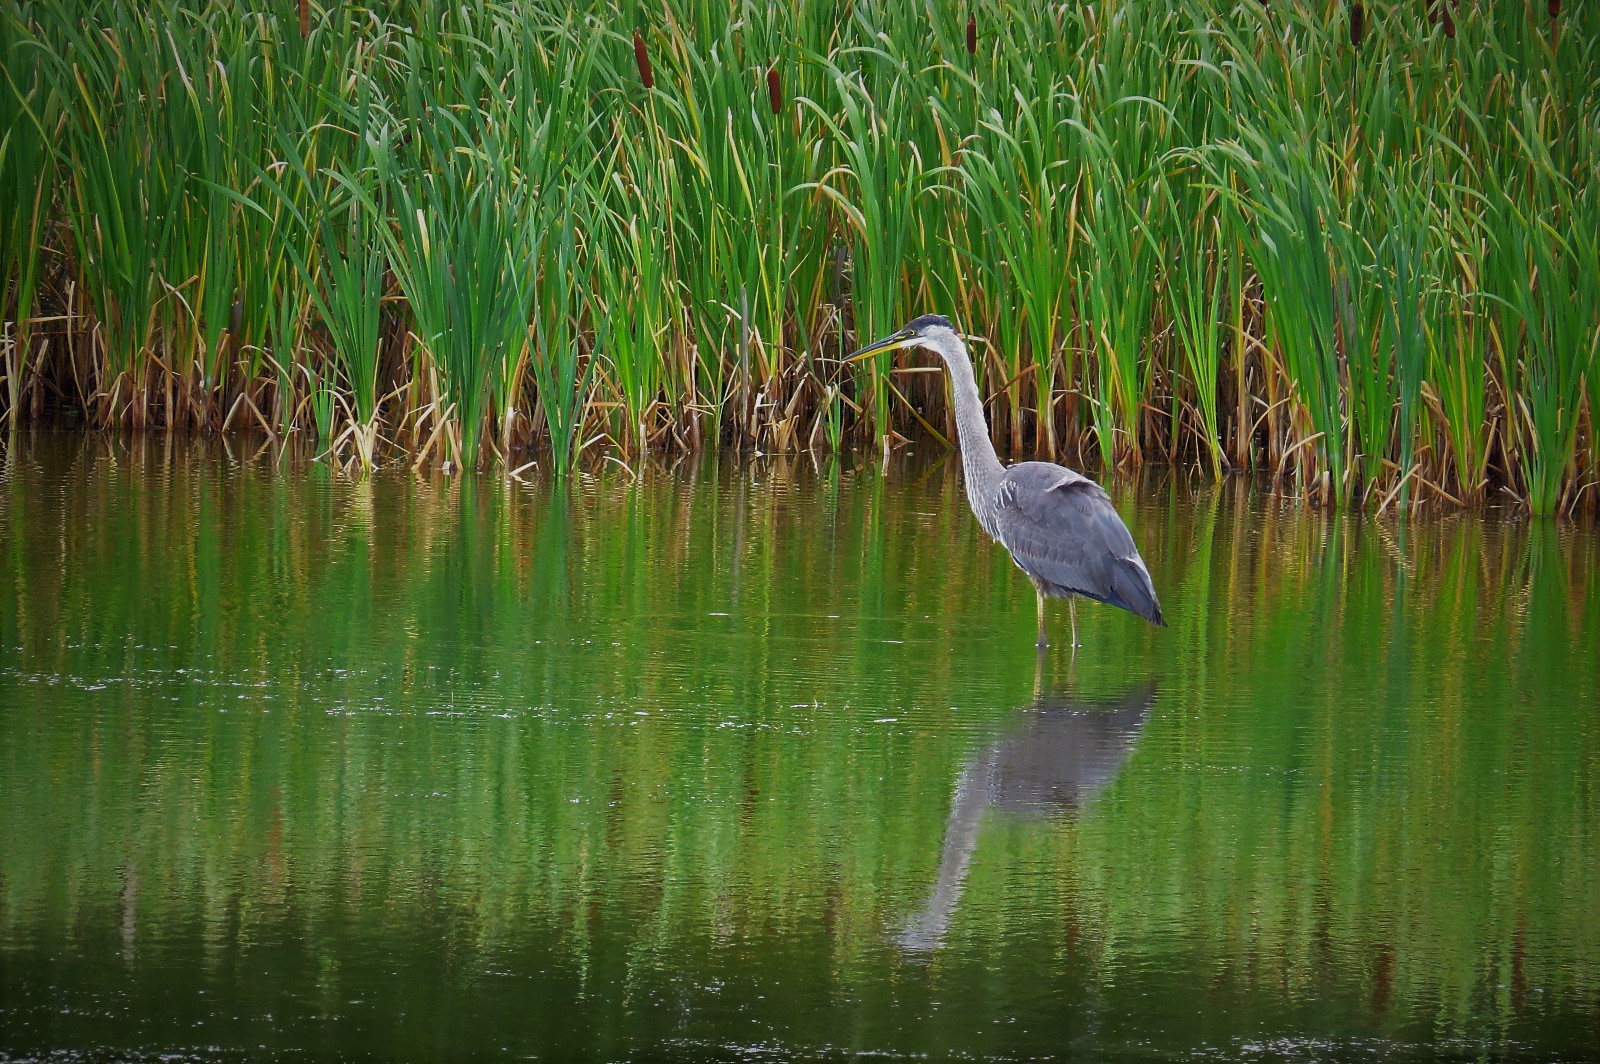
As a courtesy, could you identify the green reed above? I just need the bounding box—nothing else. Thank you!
[43,7,182,426]
[1163,173,1228,476]
[0,5,56,426]
[596,168,671,458]
[2,0,1597,508]
[362,30,537,470]
[950,75,1078,458]
[663,8,816,449]
[528,187,597,475]
[804,36,943,445]
[260,81,390,468]
[1375,171,1436,508]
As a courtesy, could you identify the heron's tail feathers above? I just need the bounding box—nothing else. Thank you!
[1107,556,1166,628]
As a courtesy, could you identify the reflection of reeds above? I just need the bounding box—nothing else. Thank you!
[2,443,1597,1041]
[1,0,1598,510]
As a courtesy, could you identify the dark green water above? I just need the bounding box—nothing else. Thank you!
[2,434,1598,1061]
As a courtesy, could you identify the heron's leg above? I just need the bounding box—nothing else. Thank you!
[1036,590,1048,648]
[1069,596,1079,649]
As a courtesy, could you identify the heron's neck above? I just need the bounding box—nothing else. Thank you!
[936,336,1004,500]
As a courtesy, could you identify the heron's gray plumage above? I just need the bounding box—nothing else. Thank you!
[994,463,1165,626]
[852,315,1166,643]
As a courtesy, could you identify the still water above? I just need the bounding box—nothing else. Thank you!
[2,434,1597,1060]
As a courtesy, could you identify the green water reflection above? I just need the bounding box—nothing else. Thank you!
[2,434,1597,1059]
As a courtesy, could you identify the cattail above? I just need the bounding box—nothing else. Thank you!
[1349,3,1366,47]
[298,0,308,39]
[633,30,653,90]
[766,66,782,116]
[1548,0,1560,18]
[1442,6,1455,37]
[966,15,977,55]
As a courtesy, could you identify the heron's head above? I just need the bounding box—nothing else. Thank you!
[846,314,962,365]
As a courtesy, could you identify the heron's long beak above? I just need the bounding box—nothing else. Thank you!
[845,328,915,362]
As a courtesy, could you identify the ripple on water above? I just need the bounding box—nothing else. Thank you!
[2,442,1598,1060]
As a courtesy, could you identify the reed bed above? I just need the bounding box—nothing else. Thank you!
[1,0,1597,510]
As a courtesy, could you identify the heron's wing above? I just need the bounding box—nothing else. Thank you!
[993,463,1166,626]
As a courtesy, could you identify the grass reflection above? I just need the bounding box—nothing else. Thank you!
[1,434,1597,1054]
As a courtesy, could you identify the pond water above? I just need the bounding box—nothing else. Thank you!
[2,434,1598,1061]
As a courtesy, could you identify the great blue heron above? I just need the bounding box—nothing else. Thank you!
[848,314,1166,647]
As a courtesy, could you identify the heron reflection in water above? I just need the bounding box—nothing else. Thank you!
[894,683,1155,954]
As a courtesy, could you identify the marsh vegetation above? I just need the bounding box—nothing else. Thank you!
[1,1,1597,510]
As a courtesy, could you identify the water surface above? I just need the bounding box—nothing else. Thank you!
[2,435,1598,1060]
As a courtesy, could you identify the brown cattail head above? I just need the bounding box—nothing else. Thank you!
[298,0,308,39]
[1350,3,1366,47]
[966,15,977,55]
[633,30,654,89]
[767,67,782,116]
[1548,0,1560,18]
[1443,6,1455,36]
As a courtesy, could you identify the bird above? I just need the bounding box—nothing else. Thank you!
[848,313,1165,647]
